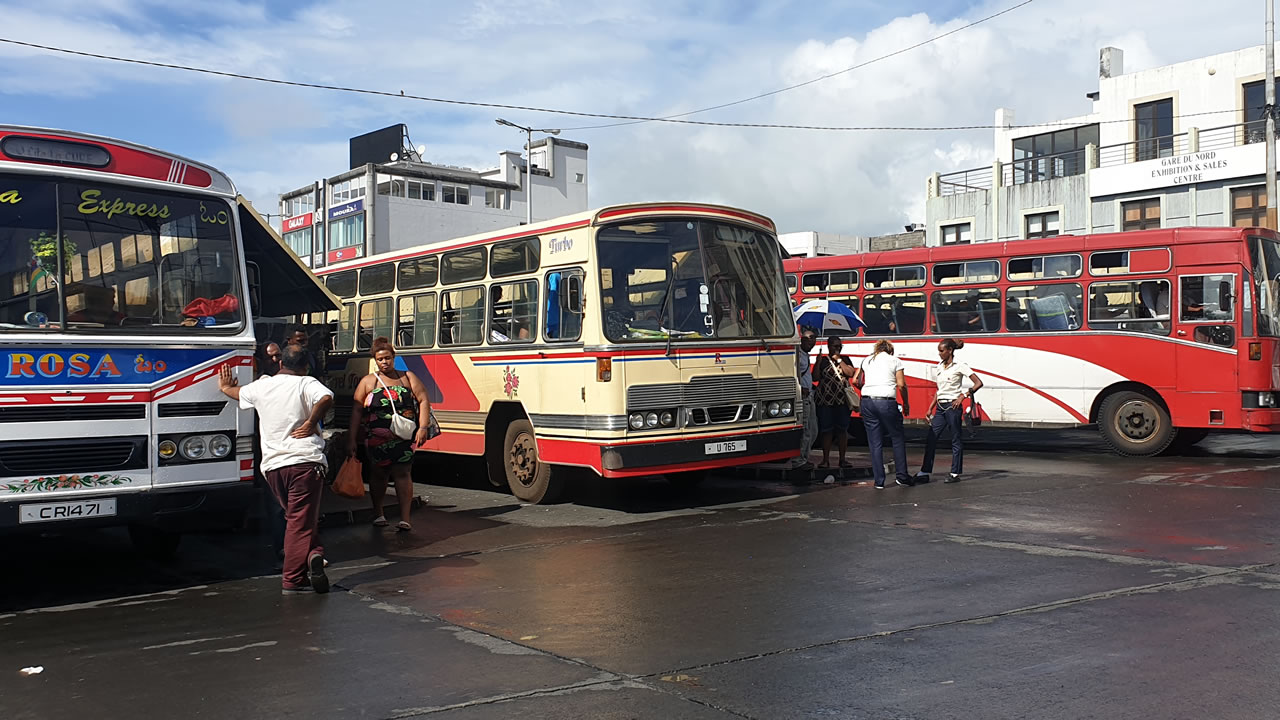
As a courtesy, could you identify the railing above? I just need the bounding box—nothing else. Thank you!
[938,166,993,196]
[1001,148,1087,186]
[1198,122,1265,151]
[1096,132,1189,167]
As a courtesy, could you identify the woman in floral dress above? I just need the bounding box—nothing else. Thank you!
[347,337,433,531]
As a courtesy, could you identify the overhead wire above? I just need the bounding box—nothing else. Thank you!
[0,36,1249,132]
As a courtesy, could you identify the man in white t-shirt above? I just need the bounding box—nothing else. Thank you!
[219,345,334,595]
[855,341,912,489]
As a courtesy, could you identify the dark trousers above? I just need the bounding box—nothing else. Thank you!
[921,402,964,475]
[861,397,908,486]
[264,462,325,589]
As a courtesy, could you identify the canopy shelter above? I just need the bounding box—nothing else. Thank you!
[236,197,339,318]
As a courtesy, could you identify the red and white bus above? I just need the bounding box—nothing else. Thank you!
[314,203,801,503]
[0,126,336,552]
[785,226,1280,456]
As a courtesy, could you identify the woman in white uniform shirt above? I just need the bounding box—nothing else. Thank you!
[916,338,983,483]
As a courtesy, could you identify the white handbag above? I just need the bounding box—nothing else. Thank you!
[375,373,417,441]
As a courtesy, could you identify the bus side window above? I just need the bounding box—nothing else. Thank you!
[546,269,584,341]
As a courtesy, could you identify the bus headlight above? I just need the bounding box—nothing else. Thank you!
[208,434,233,459]
[780,400,793,416]
[158,439,178,460]
[767,401,781,417]
[659,410,675,427]
[629,413,645,430]
[179,436,207,460]
[645,412,660,428]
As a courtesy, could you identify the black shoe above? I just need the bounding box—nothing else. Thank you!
[913,472,931,484]
[895,477,914,487]
[308,553,330,594]
[874,483,885,489]
[945,473,961,483]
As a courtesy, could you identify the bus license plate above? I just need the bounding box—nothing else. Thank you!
[705,440,746,455]
[19,498,118,524]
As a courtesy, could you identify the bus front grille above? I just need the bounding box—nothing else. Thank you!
[628,375,796,409]
[0,436,148,476]
[0,404,147,423]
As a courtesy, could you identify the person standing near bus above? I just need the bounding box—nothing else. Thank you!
[814,335,857,469]
[916,338,983,483]
[219,344,333,594]
[793,327,818,471]
[346,337,432,532]
[853,339,913,489]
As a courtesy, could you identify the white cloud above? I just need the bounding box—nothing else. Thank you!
[0,0,1273,236]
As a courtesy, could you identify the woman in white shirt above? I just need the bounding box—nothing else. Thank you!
[853,339,913,489]
[916,338,983,483]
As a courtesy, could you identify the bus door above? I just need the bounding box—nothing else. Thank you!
[1173,266,1239,427]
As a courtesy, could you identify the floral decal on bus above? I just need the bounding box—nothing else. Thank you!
[503,366,520,398]
[6,474,131,494]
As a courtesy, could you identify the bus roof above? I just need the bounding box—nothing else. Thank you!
[784,226,1280,273]
[0,125,236,196]
[316,201,776,275]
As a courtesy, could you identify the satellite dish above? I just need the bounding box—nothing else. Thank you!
[416,144,426,156]
[389,152,399,162]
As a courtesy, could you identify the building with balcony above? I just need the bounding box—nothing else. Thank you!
[278,125,588,267]
[925,45,1276,247]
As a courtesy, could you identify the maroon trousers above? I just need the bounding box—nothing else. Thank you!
[264,462,325,589]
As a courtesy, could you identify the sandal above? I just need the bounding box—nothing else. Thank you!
[372,515,388,527]
[396,521,412,532]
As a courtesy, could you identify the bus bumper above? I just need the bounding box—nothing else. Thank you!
[597,427,802,478]
[0,482,255,534]
[1241,407,1280,433]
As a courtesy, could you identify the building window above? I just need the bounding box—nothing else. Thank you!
[1024,211,1060,239]
[329,213,365,253]
[283,194,314,218]
[283,227,312,258]
[406,181,421,200]
[485,188,506,209]
[1121,199,1161,231]
[941,222,972,245]
[1243,81,1278,144]
[442,184,470,205]
[1232,185,1267,227]
[421,182,435,201]
[1011,124,1098,183]
[1135,99,1174,161]
[574,172,585,183]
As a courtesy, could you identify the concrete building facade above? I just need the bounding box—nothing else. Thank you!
[925,45,1277,247]
[279,133,588,267]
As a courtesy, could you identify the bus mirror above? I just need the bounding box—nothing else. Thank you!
[1218,281,1233,311]
[246,261,262,315]
[563,274,583,313]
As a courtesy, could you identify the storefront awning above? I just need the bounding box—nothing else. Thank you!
[236,197,340,317]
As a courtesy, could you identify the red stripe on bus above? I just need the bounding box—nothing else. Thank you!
[0,130,214,188]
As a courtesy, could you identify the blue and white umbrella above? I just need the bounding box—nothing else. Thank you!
[793,298,865,335]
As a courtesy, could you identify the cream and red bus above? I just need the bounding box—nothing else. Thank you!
[784,226,1280,456]
[316,203,802,502]
[0,126,336,553]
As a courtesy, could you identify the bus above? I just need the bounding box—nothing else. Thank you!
[784,226,1280,456]
[315,203,802,503]
[0,126,337,553]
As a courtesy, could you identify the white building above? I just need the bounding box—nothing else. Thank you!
[778,228,924,257]
[926,45,1276,247]
[279,128,588,267]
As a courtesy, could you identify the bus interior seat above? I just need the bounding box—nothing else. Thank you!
[1029,294,1071,331]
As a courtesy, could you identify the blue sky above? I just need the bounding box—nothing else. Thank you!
[0,0,1268,235]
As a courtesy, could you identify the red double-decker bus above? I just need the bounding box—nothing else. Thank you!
[784,226,1280,456]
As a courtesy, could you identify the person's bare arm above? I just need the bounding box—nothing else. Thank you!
[218,365,241,401]
[896,368,910,416]
[406,371,433,446]
[346,376,371,455]
[290,384,334,439]
[967,373,984,396]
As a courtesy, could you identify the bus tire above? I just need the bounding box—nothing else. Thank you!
[128,524,181,559]
[1097,390,1175,457]
[503,419,565,504]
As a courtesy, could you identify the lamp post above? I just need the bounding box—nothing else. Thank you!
[495,118,560,225]
[1267,0,1277,229]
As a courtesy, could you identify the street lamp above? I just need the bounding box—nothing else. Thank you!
[496,118,560,225]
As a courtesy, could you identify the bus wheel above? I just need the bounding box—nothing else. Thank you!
[128,524,181,559]
[1098,390,1175,457]
[503,420,564,504]
[666,469,708,490]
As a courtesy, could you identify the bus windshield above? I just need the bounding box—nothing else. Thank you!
[597,218,792,342]
[0,173,243,333]
[1251,235,1280,337]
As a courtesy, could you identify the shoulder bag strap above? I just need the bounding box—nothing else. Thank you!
[374,373,399,416]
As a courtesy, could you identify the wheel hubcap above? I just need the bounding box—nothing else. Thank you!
[509,432,538,488]
[1115,399,1159,440]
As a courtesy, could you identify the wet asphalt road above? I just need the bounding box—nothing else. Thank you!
[4,428,1280,719]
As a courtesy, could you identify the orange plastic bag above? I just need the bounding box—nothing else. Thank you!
[331,456,366,499]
